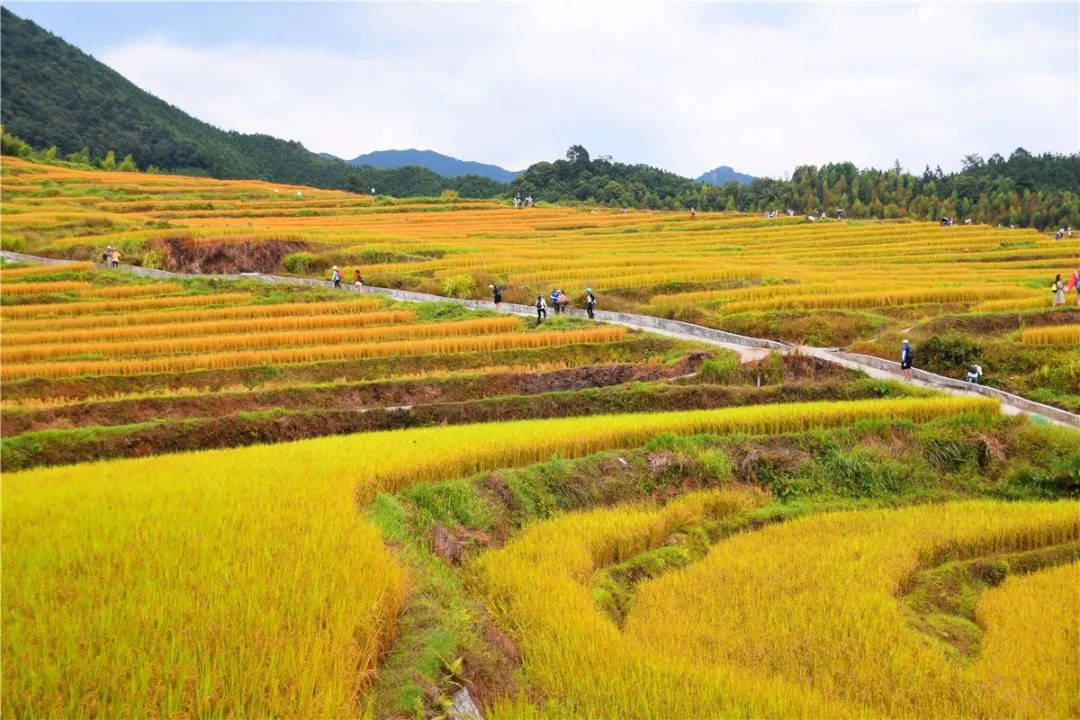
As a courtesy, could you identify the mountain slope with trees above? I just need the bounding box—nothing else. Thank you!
[511,145,1080,229]
[0,9,505,197]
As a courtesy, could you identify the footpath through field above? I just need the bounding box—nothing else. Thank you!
[3,250,1076,428]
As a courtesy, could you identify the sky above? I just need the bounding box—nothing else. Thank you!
[7,2,1079,179]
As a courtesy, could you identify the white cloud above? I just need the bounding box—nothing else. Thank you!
[101,2,1079,178]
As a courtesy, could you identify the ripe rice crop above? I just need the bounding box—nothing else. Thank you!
[479,498,1078,718]
[1020,324,1080,345]
[0,326,627,380]
[0,262,95,278]
[3,443,408,718]
[0,280,90,295]
[715,286,1039,313]
[0,292,252,319]
[1,309,415,346]
[625,501,1078,717]
[973,296,1050,312]
[1,297,384,333]
[972,562,1079,716]
[1,397,991,717]
[85,282,184,298]
[1,316,522,362]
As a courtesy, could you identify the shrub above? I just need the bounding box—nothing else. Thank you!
[442,274,477,298]
[282,252,312,274]
[1,234,27,252]
[917,334,983,375]
[141,249,167,270]
[699,352,739,383]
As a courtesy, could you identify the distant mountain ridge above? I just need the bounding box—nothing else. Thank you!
[697,165,754,185]
[338,149,521,183]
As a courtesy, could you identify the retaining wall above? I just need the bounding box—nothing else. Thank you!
[831,350,1079,428]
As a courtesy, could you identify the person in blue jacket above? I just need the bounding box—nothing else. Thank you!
[900,339,914,381]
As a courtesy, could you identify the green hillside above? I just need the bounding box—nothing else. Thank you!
[0,8,506,197]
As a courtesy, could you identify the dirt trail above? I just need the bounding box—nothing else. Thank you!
[1,250,1075,428]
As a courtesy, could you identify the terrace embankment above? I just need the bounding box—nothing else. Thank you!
[365,411,1079,718]
[155,237,310,274]
[2,360,891,470]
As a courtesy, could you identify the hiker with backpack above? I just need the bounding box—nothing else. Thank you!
[557,289,569,315]
[965,364,983,384]
[490,284,503,311]
[585,287,597,319]
[535,295,548,325]
[550,289,561,315]
[331,266,342,290]
[900,339,914,381]
[354,269,364,289]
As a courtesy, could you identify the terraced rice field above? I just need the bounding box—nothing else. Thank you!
[2,160,1078,718]
[3,157,1078,409]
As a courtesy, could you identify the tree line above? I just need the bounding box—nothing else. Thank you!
[510,145,1080,230]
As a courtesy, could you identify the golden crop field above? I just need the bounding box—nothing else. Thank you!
[2,158,1078,719]
[3,156,1078,408]
[478,496,1079,718]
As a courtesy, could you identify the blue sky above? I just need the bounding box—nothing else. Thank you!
[7,2,1079,178]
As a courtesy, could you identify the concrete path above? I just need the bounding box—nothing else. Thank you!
[2,250,1076,428]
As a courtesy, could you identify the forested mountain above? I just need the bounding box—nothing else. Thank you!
[697,165,754,185]
[511,145,1080,229]
[0,9,505,197]
[344,149,520,182]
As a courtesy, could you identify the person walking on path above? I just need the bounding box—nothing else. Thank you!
[1052,274,1065,306]
[900,339,914,381]
[550,289,561,315]
[966,364,983,384]
[557,289,569,315]
[354,269,364,289]
[1071,267,1080,307]
[585,287,596,319]
[535,295,547,325]
[106,246,120,268]
[331,266,342,290]
[490,284,503,311]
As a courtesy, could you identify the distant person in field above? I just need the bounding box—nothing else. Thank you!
[535,294,547,325]
[1052,274,1065,306]
[585,287,596,319]
[354,269,364,288]
[557,289,569,314]
[331,265,342,290]
[690,206,696,219]
[490,284,503,311]
[900,339,914,381]
[966,363,983,384]
[1068,226,1074,238]
[1055,228,1064,240]
[1072,267,1080,306]
[106,246,120,268]
[550,289,561,314]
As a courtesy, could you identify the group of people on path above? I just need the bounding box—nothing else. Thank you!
[101,246,121,268]
[330,266,365,290]
[1053,226,1073,241]
[490,284,597,325]
[1051,268,1080,307]
[512,194,535,209]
